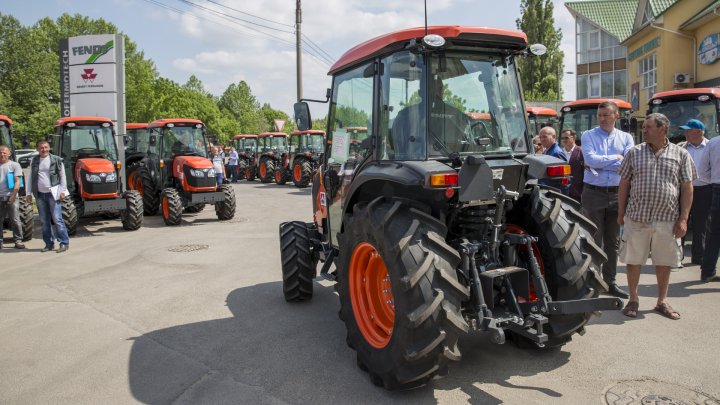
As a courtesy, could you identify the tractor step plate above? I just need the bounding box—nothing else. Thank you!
[84,198,125,213]
[190,191,224,204]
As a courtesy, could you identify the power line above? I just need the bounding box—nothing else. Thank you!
[301,33,335,62]
[204,0,294,29]
[301,38,334,66]
[174,0,293,34]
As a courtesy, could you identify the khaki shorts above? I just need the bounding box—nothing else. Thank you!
[619,217,682,267]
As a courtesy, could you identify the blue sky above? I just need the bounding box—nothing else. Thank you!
[3,0,577,117]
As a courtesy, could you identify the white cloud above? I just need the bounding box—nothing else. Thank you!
[554,0,577,101]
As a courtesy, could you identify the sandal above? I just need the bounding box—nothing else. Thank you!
[654,302,680,320]
[623,301,639,318]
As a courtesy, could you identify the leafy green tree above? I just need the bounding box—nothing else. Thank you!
[259,103,293,134]
[312,116,327,131]
[516,0,564,101]
[218,81,264,134]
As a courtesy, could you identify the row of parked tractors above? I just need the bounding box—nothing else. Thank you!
[1,115,236,239]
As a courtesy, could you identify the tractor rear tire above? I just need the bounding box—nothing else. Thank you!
[19,198,34,241]
[138,167,159,215]
[62,199,78,236]
[275,167,288,185]
[120,190,143,231]
[507,186,609,348]
[160,188,183,226]
[338,197,469,390]
[214,184,236,220]
[184,204,205,213]
[245,165,256,181]
[279,221,316,302]
[259,158,274,183]
[238,160,247,180]
[292,159,313,188]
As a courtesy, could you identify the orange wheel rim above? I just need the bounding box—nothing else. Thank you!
[134,176,144,195]
[505,224,544,302]
[162,195,169,218]
[349,242,394,349]
[260,163,266,178]
[275,169,282,183]
[293,164,302,182]
[127,172,136,190]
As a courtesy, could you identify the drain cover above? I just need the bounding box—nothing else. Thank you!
[605,379,719,405]
[168,244,209,252]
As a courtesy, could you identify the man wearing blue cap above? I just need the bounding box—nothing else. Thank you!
[699,120,720,282]
[680,119,711,266]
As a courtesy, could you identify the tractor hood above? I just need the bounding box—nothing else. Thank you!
[173,155,217,192]
[77,158,115,174]
[174,155,213,169]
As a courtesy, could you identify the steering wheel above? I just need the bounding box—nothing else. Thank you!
[467,120,497,148]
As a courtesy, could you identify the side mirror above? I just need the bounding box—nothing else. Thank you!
[149,135,157,146]
[294,102,312,131]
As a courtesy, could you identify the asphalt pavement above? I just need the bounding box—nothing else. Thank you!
[1,181,719,404]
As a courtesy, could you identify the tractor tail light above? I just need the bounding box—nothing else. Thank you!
[547,165,570,177]
[116,161,122,170]
[561,177,569,186]
[430,173,458,187]
[445,187,455,199]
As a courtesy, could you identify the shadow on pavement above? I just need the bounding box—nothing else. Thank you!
[128,282,571,404]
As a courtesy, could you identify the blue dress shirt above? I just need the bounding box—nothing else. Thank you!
[699,136,720,185]
[580,126,634,187]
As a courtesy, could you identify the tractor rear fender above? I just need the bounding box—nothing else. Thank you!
[522,154,568,180]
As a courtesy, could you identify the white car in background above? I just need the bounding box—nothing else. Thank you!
[15,149,38,168]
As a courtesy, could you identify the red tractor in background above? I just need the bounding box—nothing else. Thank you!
[230,134,258,181]
[51,116,143,234]
[287,129,324,188]
[526,106,559,137]
[129,118,235,225]
[0,114,34,241]
[559,98,634,139]
[281,26,622,389]
[125,123,149,198]
[256,132,289,184]
[648,88,720,143]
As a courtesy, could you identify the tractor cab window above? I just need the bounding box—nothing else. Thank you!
[651,99,719,141]
[242,138,257,153]
[162,125,208,159]
[300,134,324,154]
[0,125,11,150]
[380,50,529,161]
[267,136,287,153]
[61,125,118,162]
[561,107,631,136]
[126,129,149,155]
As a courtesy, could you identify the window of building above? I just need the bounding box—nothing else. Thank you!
[614,70,627,100]
[641,2,654,25]
[639,53,656,99]
[576,17,625,66]
[589,74,600,97]
[577,75,588,99]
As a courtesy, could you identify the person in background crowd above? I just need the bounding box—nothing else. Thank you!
[678,119,711,266]
[698,119,720,282]
[563,129,584,201]
[538,126,566,161]
[533,135,545,154]
[0,145,25,249]
[617,113,695,319]
[581,101,635,299]
[227,146,239,183]
[25,140,70,253]
[210,146,226,187]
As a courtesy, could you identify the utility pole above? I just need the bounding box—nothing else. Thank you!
[296,0,302,101]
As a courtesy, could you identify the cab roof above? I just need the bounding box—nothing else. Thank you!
[233,134,258,139]
[649,88,720,103]
[148,118,205,128]
[526,107,557,116]
[126,123,148,130]
[290,130,325,135]
[562,98,632,110]
[54,116,114,127]
[330,26,528,75]
[258,132,288,138]
[0,115,12,125]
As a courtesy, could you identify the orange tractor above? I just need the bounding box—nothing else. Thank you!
[281,26,622,389]
[230,134,258,181]
[128,118,236,225]
[559,98,634,138]
[286,129,324,187]
[526,106,559,137]
[649,88,720,143]
[256,132,289,184]
[51,116,143,234]
[0,114,34,241]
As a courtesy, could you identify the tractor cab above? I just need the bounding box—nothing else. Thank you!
[559,98,634,138]
[52,116,143,234]
[0,115,34,241]
[287,129,325,187]
[284,26,621,390]
[649,88,720,143]
[125,123,149,166]
[231,134,259,181]
[256,132,288,183]
[526,107,558,137]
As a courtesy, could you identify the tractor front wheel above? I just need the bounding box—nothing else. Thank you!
[214,184,236,220]
[292,159,313,188]
[259,158,274,183]
[18,198,34,241]
[245,165,256,181]
[61,198,78,235]
[238,160,247,180]
[279,221,316,301]
[338,197,469,390]
[120,190,143,231]
[160,188,183,226]
[138,167,159,215]
[274,166,288,185]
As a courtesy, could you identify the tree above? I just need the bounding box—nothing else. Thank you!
[516,0,564,101]
[260,103,293,134]
[218,81,264,134]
